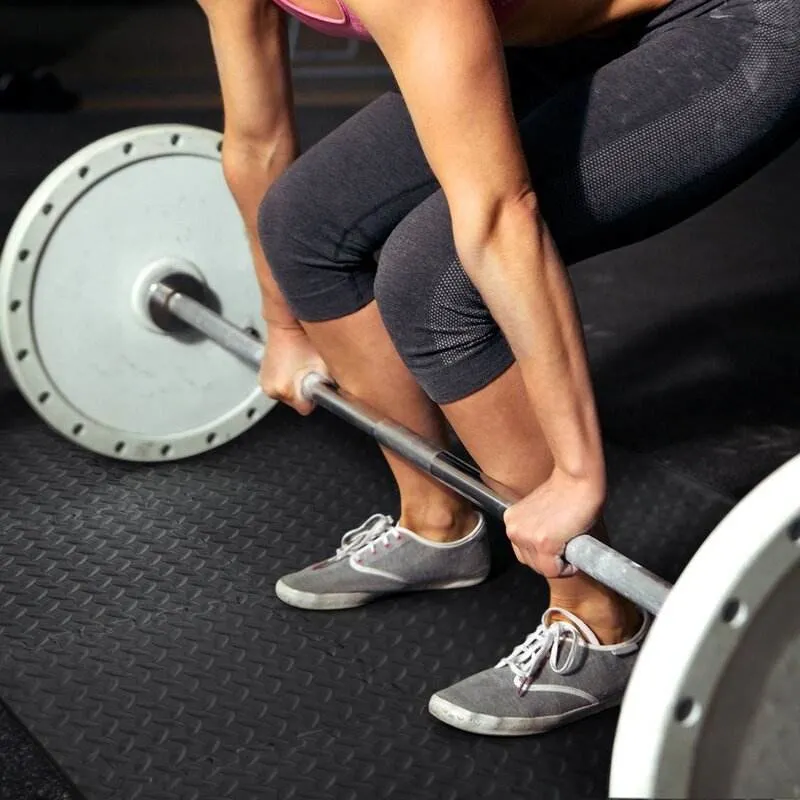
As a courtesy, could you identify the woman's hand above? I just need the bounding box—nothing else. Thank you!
[260,324,331,415]
[504,470,605,578]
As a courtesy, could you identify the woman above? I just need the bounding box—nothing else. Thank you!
[198,0,800,735]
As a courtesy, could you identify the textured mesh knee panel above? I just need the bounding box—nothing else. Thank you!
[375,200,515,404]
[427,260,510,366]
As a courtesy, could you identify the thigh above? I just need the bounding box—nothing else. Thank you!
[259,91,440,319]
[518,0,800,263]
[262,91,438,269]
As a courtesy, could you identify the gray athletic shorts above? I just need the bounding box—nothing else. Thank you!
[259,0,800,403]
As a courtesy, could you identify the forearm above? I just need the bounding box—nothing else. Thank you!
[223,137,299,328]
[458,195,605,493]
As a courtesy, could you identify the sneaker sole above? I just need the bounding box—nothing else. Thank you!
[275,574,489,611]
[427,692,623,736]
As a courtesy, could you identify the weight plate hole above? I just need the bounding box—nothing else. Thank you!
[72,424,84,436]
[217,140,223,153]
[788,521,800,544]
[247,408,257,420]
[114,442,126,454]
[10,300,21,312]
[38,392,50,404]
[721,598,748,628]
[16,349,28,362]
[171,134,182,146]
[79,166,89,179]
[674,697,701,728]
[42,203,53,216]
[206,433,217,445]
[19,249,29,262]
[161,445,172,457]
[244,327,262,341]
[123,143,133,155]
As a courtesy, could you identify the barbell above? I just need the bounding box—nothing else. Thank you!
[1,124,798,797]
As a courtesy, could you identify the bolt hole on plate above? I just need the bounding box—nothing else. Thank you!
[720,598,748,628]
[674,697,702,728]
[0,125,275,462]
[788,520,800,544]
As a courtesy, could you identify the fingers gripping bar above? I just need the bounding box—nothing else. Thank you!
[153,283,672,615]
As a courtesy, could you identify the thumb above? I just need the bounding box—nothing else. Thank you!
[292,365,332,414]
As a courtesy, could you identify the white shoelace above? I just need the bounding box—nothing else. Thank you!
[496,608,596,696]
[334,513,402,560]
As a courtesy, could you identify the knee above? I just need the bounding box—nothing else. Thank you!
[256,168,305,278]
[373,192,454,338]
[374,202,513,404]
[373,223,424,338]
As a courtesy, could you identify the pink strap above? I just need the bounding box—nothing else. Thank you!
[271,0,370,40]
[272,0,524,41]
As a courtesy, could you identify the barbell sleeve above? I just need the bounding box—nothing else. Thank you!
[150,282,265,367]
[151,283,672,615]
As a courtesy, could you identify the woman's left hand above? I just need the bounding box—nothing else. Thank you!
[504,470,604,578]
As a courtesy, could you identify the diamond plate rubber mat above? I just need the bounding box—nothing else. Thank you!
[0,390,732,800]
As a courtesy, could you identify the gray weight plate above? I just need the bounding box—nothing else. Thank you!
[0,125,275,462]
[610,452,800,798]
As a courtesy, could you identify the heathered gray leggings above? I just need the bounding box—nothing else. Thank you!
[258,0,800,404]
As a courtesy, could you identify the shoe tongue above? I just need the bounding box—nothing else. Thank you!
[543,607,601,645]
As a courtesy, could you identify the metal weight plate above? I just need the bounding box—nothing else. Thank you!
[0,125,275,462]
[610,452,800,798]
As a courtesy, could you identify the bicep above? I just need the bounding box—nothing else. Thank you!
[346,0,532,244]
[200,0,296,145]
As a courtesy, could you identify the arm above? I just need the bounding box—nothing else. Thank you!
[199,0,299,328]
[348,0,605,492]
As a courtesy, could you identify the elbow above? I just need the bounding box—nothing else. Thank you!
[221,136,296,196]
[451,189,543,273]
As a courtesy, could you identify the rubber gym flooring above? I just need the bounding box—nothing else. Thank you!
[2,33,800,800]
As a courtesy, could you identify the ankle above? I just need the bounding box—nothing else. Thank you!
[398,504,477,543]
[549,597,642,645]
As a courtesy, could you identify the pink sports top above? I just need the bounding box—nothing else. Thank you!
[271,0,524,41]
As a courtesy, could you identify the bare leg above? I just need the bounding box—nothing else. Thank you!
[442,364,642,644]
[304,302,639,644]
[303,302,476,543]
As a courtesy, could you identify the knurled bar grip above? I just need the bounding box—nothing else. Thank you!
[153,283,672,615]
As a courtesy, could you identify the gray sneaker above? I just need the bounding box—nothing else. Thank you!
[275,512,490,610]
[428,607,650,735]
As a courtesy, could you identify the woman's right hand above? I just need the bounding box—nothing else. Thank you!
[260,325,332,416]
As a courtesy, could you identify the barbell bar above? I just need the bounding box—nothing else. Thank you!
[151,278,671,616]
